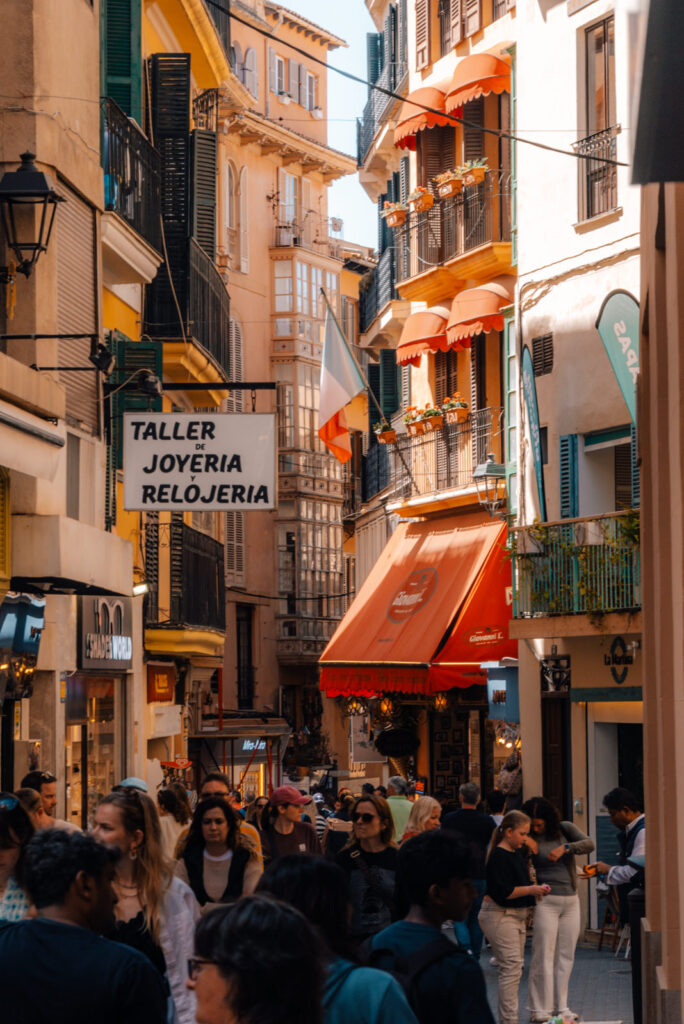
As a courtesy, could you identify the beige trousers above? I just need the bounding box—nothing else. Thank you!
[528,893,581,1018]
[479,901,528,1024]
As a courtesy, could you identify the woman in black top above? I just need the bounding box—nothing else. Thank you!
[478,810,547,1024]
[335,794,399,943]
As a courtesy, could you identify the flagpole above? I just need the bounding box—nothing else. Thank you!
[320,287,419,492]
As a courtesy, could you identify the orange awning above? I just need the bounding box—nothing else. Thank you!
[320,518,510,697]
[429,529,517,691]
[396,306,451,366]
[394,87,451,151]
[446,282,513,349]
[445,53,511,115]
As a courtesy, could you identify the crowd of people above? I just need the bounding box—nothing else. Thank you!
[0,767,644,1024]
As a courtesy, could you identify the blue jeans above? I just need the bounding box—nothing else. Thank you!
[454,879,487,955]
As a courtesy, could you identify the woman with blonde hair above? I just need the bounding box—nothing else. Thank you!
[335,793,398,944]
[401,796,441,842]
[92,787,199,1024]
[479,809,548,1024]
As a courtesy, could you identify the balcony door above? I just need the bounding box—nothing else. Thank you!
[236,604,254,710]
[418,125,456,268]
[542,695,571,819]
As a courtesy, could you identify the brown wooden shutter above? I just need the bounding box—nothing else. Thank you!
[434,350,448,405]
[57,183,99,434]
[464,0,481,36]
[463,97,485,161]
[415,0,430,70]
[450,0,463,45]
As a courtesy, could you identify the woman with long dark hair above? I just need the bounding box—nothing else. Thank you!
[256,855,417,1024]
[335,794,398,943]
[176,796,261,909]
[92,787,198,1024]
[521,796,594,1022]
[0,793,34,921]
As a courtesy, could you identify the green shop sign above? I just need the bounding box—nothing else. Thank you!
[595,290,640,424]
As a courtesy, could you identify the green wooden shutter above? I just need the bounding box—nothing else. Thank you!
[630,423,640,508]
[398,0,408,70]
[102,0,142,124]
[109,333,163,470]
[191,129,217,261]
[399,156,409,202]
[366,33,383,88]
[559,434,579,519]
[367,362,381,437]
[380,349,399,418]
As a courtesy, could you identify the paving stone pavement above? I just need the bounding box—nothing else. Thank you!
[480,941,634,1023]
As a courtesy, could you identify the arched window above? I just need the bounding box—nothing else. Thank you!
[238,167,249,273]
[243,48,258,98]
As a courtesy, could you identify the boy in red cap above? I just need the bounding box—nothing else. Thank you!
[259,786,322,864]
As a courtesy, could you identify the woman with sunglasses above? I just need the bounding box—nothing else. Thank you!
[92,787,199,1024]
[0,793,34,922]
[335,794,399,944]
[245,795,269,825]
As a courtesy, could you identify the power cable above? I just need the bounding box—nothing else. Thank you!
[206,0,627,168]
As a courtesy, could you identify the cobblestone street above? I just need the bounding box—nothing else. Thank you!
[482,943,634,1024]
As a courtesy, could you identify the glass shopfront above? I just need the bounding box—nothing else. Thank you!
[64,674,124,829]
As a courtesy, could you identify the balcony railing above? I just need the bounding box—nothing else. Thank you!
[357,60,408,165]
[390,407,503,500]
[359,247,397,334]
[573,126,619,222]
[170,521,225,630]
[101,97,161,252]
[272,213,342,259]
[394,171,512,284]
[511,511,641,619]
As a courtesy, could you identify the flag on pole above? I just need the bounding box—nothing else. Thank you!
[317,294,365,463]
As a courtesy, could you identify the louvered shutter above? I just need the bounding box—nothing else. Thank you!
[450,0,463,46]
[268,48,277,92]
[464,0,482,37]
[383,6,397,78]
[368,362,381,436]
[434,352,449,488]
[289,60,299,101]
[415,0,430,70]
[401,364,410,410]
[299,64,308,107]
[398,0,408,70]
[380,349,399,418]
[227,319,243,411]
[144,512,159,622]
[191,128,217,261]
[239,167,249,273]
[225,511,245,584]
[108,334,163,469]
[102,0,142,124]
[463,97,485,160]
[57,183,99,435]
[243,48,258,98]
[630,423,640,508]
[366,34,383,89]
[399,156,409,202]
[559,435,579,519]
[434,351,448,405]
[614,444,632,510]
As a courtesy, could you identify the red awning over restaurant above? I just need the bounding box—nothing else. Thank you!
[445,53,511,115]
[396,306,451,366]
[319,518,512,697]
[394,86,451,150]
[446,282,513,348]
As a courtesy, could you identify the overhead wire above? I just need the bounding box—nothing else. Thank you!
[206,0,627,168]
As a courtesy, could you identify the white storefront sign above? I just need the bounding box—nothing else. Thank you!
[123,412,276,510]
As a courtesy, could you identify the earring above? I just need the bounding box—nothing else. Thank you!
[129,848,137,861]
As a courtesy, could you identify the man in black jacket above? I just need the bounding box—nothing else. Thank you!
[442,782,496,956]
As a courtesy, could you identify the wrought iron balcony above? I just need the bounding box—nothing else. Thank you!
[144,520,225,631]
[359,247,398,334]
[510,510,641,619]
[101,97,161,251]
[573,126,619,222]
[390,407,503,500]
[394,171,512,284]
[357,61,408,166]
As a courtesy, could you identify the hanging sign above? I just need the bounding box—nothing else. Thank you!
[521,345,547,521]
[595,290,640,424]
[123,412,276,511]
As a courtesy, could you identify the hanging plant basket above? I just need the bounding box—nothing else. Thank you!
[408,191,434,213]
[421,414,444,432]
[462,166,486,186]
[444,407,469,424]
[375,428,397,444]
[406,421,425,436]
[437,177,463,198]
[385,208,407,228]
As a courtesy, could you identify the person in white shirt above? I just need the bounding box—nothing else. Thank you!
[591,787,645,924]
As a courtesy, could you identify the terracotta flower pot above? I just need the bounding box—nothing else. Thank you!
[421,414,444,432]
[385,209,407,228]
[408,192,434,213]
[462,166,486,186]
[438,178,463,198]
[375,429,397,444]
[406,421,425,436]
[445,407,469,424]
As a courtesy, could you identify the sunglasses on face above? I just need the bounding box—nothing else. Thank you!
[255,802,268,809]
[352,812,377,824]
[187,957,217,981]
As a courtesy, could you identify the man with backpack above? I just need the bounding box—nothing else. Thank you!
[368,830,495,1024]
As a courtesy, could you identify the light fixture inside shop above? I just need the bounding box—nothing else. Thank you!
[495,722,521,749]
[473,453,507,517]
[133,582,149,596]
[0,152,64,281]
[433,692,448,713]
[345,696,367,716]
[378,696,397,719]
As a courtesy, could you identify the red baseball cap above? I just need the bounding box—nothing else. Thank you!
[270,786,309,807]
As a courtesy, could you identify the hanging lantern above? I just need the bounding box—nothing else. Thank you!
[379,696,397,719]
[345,696,367,717]
[433,692,448,713]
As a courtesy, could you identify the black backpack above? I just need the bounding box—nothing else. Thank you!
[362,935,459,1017]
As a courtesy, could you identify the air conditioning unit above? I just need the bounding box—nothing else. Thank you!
[279,92,291,105]
[312,106,324,120]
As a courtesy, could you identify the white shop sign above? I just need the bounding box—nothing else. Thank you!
[123,412,276,511]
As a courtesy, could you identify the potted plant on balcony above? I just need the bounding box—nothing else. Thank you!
[461,158,488,186]
[419,403,444,432]
[407,185,434,213]
[442,393,469,424]
[381,199,408,228]
[374,420,397,444]
[434,169,464,198]
[404,407,425,436]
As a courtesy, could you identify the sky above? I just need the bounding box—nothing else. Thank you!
[280,0,378,249]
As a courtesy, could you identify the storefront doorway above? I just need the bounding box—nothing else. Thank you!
[64,675,124,829]
[429,688,493,803]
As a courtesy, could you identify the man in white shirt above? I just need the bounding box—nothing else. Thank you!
[592,787,645,922]
[21,770,80,832]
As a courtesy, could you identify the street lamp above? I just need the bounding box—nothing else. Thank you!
[0,152,65,280]
[473,453,506,517]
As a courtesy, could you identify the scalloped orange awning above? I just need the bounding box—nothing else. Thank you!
[446,282,513,348]
[394,87,451,150]
[445,54,511,115]
[396,306,451,366]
